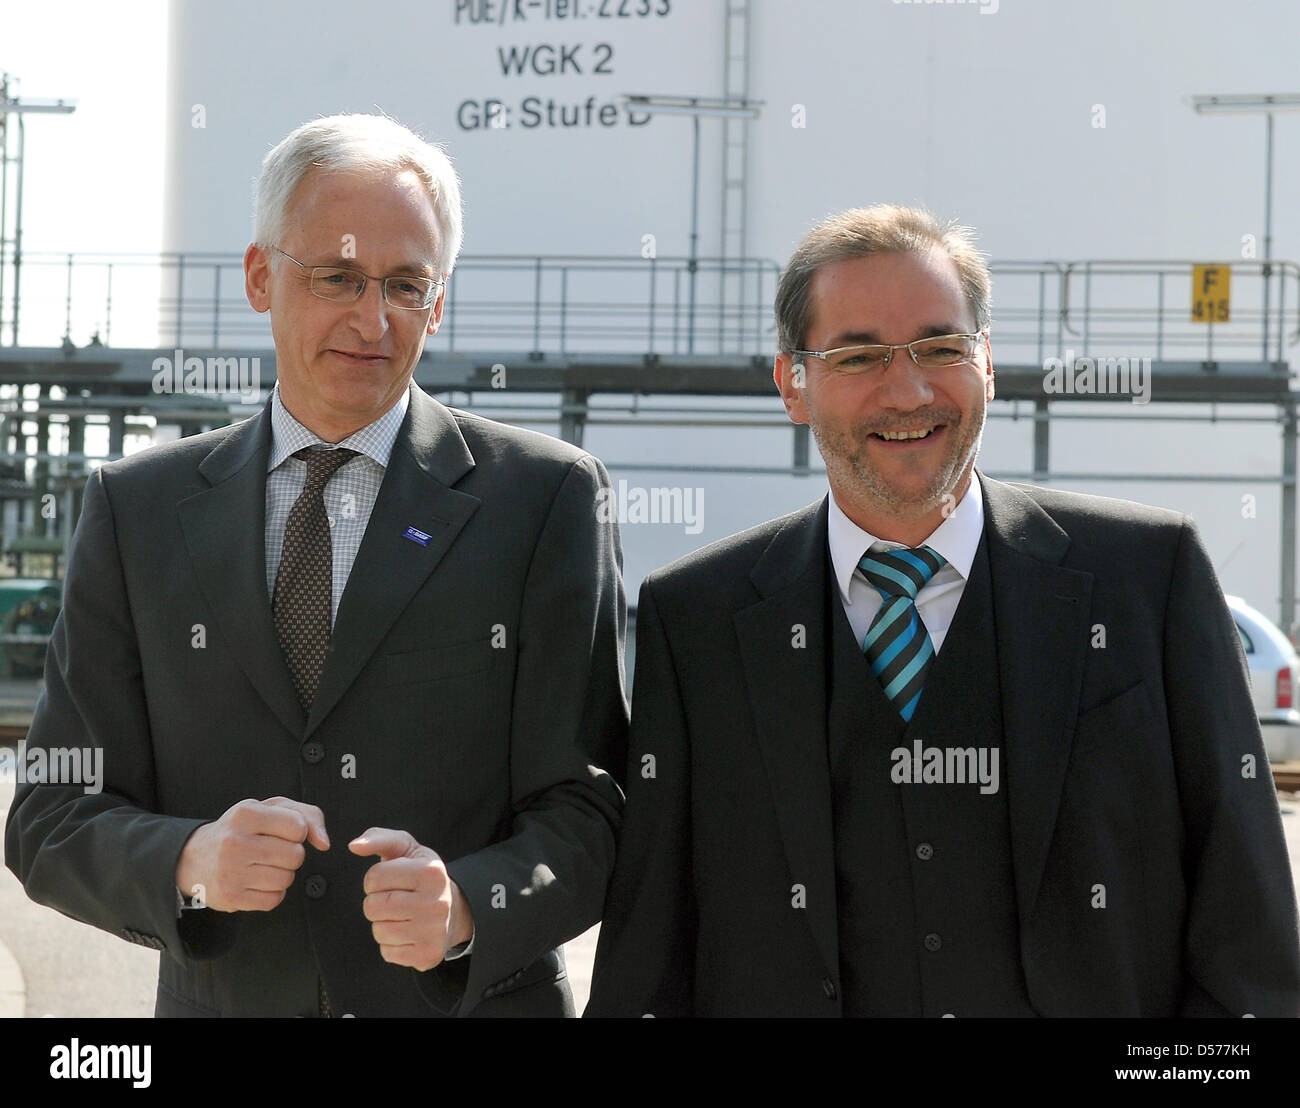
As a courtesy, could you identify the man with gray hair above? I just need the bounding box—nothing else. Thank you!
[589,204,1299,1017]
[6,114,627,1017]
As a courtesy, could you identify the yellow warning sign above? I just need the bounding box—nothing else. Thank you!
[1192,264,1230,323]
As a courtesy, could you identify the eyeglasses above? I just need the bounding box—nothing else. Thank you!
[789,331,988,375]
[273,247,444,311]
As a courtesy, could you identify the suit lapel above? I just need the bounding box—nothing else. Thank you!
[733,498,840,976]
[305,386,479,736]
[178,402,306,739]
[178,386,480,742]
[733,474,1094,977]
[979,471,1094,929]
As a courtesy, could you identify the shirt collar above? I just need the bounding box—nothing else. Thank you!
[268,380,411,472]
[827,469,986,605]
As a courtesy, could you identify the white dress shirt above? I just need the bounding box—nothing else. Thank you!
[827,470,986,655]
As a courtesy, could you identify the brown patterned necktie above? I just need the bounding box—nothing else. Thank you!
[272,446,359,713]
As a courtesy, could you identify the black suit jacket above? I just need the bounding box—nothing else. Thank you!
[587,471,1300,1016]
[5,383,628,1017]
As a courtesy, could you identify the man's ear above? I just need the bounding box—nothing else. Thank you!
[774,352,811,425]
[427,281,448,337]
[982,333,996,403]
[245,243,272,314]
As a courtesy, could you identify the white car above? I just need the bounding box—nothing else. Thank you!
[1226,594,1300,762]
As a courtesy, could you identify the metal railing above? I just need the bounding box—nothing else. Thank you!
[1060,260,1300,365]
[2,252,1297,366]
[2,251,783,357]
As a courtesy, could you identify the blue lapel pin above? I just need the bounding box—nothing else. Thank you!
[402,525,432,547]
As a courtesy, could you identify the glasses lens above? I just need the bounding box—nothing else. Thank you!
[911,335,976,367]
[826,345,890,373]
[384,277,435,310]
[311,268,366,300]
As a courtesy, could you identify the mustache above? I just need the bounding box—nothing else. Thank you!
[857,410,961,435]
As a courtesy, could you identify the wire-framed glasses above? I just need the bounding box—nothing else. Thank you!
[790,331,988,374]
[274,247,443,310]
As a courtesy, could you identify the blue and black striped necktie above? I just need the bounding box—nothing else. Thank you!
[857,545,947,722]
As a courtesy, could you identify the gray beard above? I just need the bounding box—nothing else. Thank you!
[810,406,986,521]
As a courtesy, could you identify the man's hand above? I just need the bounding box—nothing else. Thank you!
[349,828,475,971]
[174,796,329,912]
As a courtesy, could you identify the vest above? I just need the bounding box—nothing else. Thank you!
[825,532,1036,1016]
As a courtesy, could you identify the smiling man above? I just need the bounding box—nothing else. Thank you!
[587,204,1300,1017]
[5,114,627,1017]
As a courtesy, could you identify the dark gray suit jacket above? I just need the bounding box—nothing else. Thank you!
[588,471,1300,1016]
[5,383,627,1017]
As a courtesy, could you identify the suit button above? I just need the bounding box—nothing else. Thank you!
[923,932,942,952]
[305,875,328,899]
[915,842,934,861]
[822,978,837,1000]
[302,741,325,764]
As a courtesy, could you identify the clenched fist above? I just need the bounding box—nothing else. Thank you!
[174,796,329,912]
[349,828,475,971]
